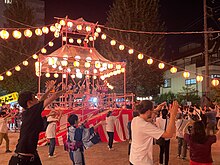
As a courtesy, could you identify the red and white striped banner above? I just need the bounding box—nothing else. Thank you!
[38,108,133,146]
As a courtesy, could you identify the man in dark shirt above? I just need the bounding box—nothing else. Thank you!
[9,80,66,165]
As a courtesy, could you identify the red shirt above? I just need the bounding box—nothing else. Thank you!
[184,133,216,163]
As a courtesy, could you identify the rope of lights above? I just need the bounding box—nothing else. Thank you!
[98,24,220,35]
[99,31,219,85]
[0,37,57,80]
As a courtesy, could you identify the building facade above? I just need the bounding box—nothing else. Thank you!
[160,41,220,97]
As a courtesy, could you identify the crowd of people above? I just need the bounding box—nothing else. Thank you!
[0,80,219,165]
[128,100,219,165]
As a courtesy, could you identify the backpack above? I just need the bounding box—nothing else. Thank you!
[64,127,84,152]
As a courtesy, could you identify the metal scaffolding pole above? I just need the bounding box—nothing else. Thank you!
[204,0,209,96]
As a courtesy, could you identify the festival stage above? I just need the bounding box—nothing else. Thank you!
[38,108,133,146]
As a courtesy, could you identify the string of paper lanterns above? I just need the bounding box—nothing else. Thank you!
[0,37,57,81]
[0,24,60,40]
[96,26,219,87]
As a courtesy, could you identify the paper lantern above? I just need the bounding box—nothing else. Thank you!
[95,61,101,68]
[24,29,32,38]
[102,63,107,68]
[35,28,42,36]
[71,74,75,79]
[23,61,28,66]
[6,71,12,76]
[147,58,153,65]
[69,38,74,43]
[54,73,59,78]
[45,73,50,78]
[121,68,125,73]
[61,60,68,66]
[54,31,59,38]
[73,61,80,67]
[110,40,116,46]
[119,45,125,50]
[0,30,9,39]
[55,23,61,29]
[108,63,113,69]
[96,27,101,33]
[50,25,56,32]
[15,66,21,71]
[183,71,190,78]
[170,67,177,73]
[138,54,144,60]
[93,69,98,74]
[12,30,22,39]
[211,79,219,86]
[41,48,47,54]
[85,62,91,68]
[158,63,165,69]
[76,72,82,79]
[196,75,203,82]
[59,20,66,26]
[48,41,54,47]
[89,36,94,41]
[86,26,91,32]
[116,64,121,70]
[32,54,38,59]
[94,32,99,37]
[67,22,73,27]
[101,34,106,40]
[77,39,82,44]
[62,74,67,78]
[128,49,134,54]
[0,75,4,81]
[42,27,49,34]
[76,25,82,31]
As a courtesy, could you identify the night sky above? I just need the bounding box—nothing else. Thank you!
[44,0,220,56]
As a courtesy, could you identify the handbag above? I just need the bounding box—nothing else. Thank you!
[90,132,100,144]
[83,127,101,149]
[156,118,167,146]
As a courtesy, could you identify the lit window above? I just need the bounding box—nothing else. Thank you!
[164,79,171,88]
[185,78,196,85]
[5,0,12,4]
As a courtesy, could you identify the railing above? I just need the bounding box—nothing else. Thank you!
[38,92,134,110]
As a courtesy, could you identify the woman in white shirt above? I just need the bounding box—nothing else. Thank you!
[105,110,122,150]
[155,108,170,165]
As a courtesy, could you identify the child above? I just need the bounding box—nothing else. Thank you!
[67,114,104,165]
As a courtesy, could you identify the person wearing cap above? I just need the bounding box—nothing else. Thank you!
[46,106,62,158]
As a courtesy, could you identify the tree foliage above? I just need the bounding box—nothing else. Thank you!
[0,0,41,94]
[96,0,166,96]
[156,86,201,106]
[210,86,220,103]
[176,86,201,106]
[155,91,176,104]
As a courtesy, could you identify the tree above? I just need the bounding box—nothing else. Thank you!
[210,86,220,103]
[0,0,41,94]
[96,0,166,96]
[177,86,201,106]
[155,91,177,104]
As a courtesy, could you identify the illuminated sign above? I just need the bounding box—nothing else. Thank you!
[0,92,18,105]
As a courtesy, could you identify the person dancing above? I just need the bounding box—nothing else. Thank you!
[9,80,67,165]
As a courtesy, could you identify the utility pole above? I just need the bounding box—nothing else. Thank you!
[204,0,209,97]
